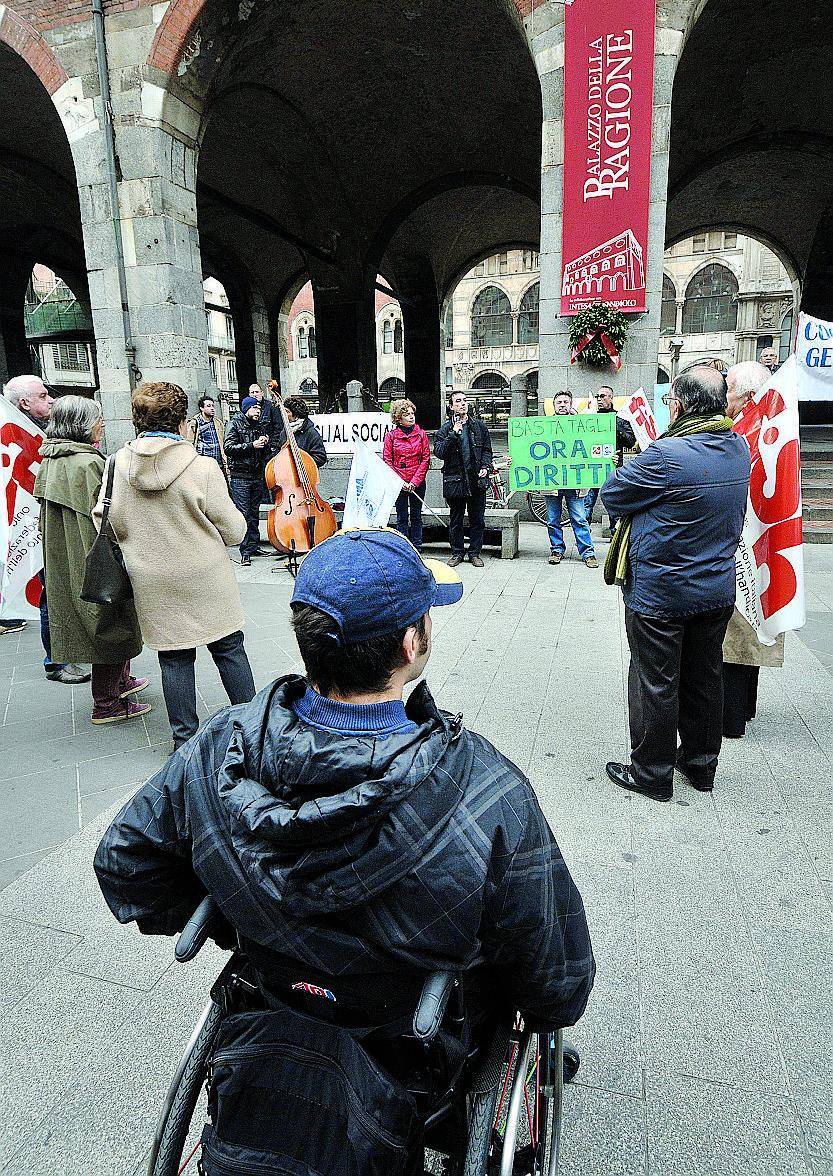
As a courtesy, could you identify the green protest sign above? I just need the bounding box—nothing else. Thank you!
[508,414,617,492]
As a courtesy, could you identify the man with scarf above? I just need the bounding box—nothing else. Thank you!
[601,367,750,802]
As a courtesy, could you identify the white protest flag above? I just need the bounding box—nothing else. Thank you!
[733,354,805,645]
[617,387,659,451]
[0,395,45,619]
[342,439,404,530]
[795,312,833,402]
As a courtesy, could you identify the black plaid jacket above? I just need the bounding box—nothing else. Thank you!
[94,677,595,1029]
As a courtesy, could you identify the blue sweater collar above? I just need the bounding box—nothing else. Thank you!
[294,686,413,735]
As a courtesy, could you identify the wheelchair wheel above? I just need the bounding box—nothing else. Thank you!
[148,999,223,1176]
[462,1028,564,1175]
[527,493,548,525]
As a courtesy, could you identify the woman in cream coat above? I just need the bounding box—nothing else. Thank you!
[95,381,255,748]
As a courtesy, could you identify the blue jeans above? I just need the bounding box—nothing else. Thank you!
[546,492,594,558]
[39,569,64,672]
[395,483,425,551]
[230,478,262,556]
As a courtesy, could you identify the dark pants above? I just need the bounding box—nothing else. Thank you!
[38,569,63,672]
[230,478,262,556]
[158,630,255,748]
[447,490,486,557]
[722,663,760,738]
[625,605,733,792]
[395,483,425,551]
[91,661,131,712]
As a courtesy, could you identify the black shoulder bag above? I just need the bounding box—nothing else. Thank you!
[81,456,133,606]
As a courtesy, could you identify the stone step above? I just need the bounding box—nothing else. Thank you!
[804,519,833,543]
[802,463,833,483]
[800,424,833,443]
[804,503,833,521]
[802,480,833,499]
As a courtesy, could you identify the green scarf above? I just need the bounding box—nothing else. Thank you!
[603,412,735,588]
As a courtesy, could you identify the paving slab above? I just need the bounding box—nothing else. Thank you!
[0,528,829,1174]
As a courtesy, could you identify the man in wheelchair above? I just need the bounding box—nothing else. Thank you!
[95,529,594,1174]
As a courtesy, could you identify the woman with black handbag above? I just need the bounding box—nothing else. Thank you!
[33,396,150,725]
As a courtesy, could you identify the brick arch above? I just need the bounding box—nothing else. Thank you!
[0,6,68,95]
[149,0,538,78]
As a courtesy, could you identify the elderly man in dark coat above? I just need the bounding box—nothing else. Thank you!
[601,367,751,801]
[33,396,148,725]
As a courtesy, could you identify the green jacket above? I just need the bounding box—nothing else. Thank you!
[33,440,142,666]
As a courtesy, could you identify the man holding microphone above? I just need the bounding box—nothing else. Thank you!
[434,391,493,567]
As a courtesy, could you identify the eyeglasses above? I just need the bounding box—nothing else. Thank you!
[661,393,679,407]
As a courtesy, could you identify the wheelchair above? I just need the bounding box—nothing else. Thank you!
[148,897,580,1176]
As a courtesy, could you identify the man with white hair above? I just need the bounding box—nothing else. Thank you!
[722,360,784,738]
[759,347,780,374]
[2,375,90,684]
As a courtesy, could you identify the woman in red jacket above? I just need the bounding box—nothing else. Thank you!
[382,398,431,551]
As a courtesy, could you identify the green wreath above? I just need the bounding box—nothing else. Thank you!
[568,301,630,368]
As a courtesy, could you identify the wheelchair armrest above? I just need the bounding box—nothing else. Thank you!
[175,895,219,963]
[412,971,457,1041]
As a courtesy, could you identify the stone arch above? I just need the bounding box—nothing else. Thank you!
[0,7,68,96]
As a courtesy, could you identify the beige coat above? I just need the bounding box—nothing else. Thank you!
[723,608,785,668]
[94,437,246,652]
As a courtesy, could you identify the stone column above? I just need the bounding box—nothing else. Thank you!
[390,254,442,429]
[307,265,376,412]
[510,372,529,418]
[530,3,685,409]
[63,7,210,447]
[251,288,273,388]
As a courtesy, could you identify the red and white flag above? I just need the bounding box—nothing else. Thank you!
[733,355,805,645]
[618,387,659,452]
[0,395,44,620]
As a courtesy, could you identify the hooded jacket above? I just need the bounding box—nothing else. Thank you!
[33,439,142,665]
[94,676,595,1030]
[92,437,247,650]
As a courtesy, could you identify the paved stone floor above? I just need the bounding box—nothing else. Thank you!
[0,527,831,1175]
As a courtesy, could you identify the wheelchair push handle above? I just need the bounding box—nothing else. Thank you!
[175,895,219,963]
[412,971,457,1041]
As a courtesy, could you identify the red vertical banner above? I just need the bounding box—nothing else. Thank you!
[561,0,656,316]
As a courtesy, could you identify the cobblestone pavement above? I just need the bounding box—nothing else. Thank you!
[0,528,831,1175]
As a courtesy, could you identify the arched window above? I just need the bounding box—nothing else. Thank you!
[471,286,512,347]
[380,376,405,399]
[779,309,794,362]
[660,275,677,335]
[442,302,454,350]
[657,366,670,385]
[524,369,539,414]
[471,371,509,391]
[308,326,316,358]
[518,283,539,345]
[682,264,738,334]
[393,319,403,354]
[383,320,393,354]
[299,378,318,397]
[298,326,308,359]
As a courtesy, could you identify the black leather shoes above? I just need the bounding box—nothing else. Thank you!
[605,761,673,802]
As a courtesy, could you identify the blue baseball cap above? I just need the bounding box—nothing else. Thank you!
[291,529,463,644]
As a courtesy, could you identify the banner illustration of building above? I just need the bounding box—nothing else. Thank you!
[561,230,646,309]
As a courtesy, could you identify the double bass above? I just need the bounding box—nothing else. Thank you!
[264,385,337,564]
